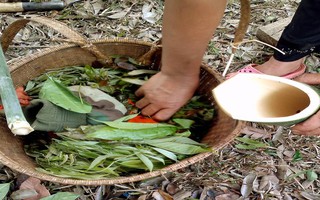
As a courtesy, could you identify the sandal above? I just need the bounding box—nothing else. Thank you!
[230,63,306,79]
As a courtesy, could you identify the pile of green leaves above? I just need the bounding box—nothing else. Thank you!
[25,115,210,179]
[25,65,215,132]
[23,64,215,179]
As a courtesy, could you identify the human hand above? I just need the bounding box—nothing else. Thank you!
[292,73,320,136]
[135,72,199,121]
[291,110,320,136]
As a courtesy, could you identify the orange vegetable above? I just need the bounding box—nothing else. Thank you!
[128,115,158,123]
[0,86,31,109]
[16,86,31,106]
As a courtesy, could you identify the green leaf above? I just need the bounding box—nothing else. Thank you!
[85,126,177,140]
[120,78,146,85]
[88,155,109,170]
[40,192,79,200]
[145,138,210,155]
[103,121,176,129]
[172,118,194,129]
[128,57,141,65]
[127,69,158,76]
[39,77,92,113]
[152,147,178,161]
[293,150,302,162]
[307,170,318,181]
[0,183,10,200]
[118,159,149,170]
[146,136,205,146]
[24,81,36,92]
[235,144,261,150]
[145,154,165,164]
[113,113,139,122]
[135,152,154,171]
[175,130,192,137]
[235,137,268,149]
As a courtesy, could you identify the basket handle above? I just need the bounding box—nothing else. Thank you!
[0,16,113,64]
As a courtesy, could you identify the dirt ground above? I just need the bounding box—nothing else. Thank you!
[1,0,320,199]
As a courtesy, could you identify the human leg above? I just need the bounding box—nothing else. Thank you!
[229,0,320,78]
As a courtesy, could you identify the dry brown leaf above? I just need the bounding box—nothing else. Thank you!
[158,189,174,200]
[91,0,103,15]
[138,194,147,200]
[152,191,164,200]
[241,173,257,198]
[300,191,320,200]
[19,177,50,200]
[215,193,240,200]
[172,190,192,200]
[283,192,293,200]
[241,126,271,139]
[165,182,180,195]
[107,7,131,19]
[258,174,280,192]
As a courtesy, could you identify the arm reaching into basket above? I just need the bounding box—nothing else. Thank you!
[135,0,227,121]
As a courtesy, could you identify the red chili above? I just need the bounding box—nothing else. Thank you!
[128,115,158,123]
[127,98,135,106]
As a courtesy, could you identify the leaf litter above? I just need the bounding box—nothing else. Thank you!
[1,0,320,199]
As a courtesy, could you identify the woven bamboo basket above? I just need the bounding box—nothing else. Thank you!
[0,17,245,185]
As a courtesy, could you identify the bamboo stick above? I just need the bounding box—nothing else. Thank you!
[0,44,34,135]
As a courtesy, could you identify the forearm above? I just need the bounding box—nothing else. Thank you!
[161,0,227,77]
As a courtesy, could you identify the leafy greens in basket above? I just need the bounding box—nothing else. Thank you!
[23,64,215,179]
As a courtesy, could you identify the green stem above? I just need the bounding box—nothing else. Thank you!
[0,44,33,135]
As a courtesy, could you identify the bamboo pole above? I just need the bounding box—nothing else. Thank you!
[0,44,34,135]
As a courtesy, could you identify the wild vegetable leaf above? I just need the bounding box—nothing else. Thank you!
[120,78,146,85]
[40,192,79,200]
[85,126,177,140]
[88,155,109,170]
[0,183,10,200]
[145,154,165,164]
[39,78,92,113]
[172,118,194,129]
[135,152,154,171]
[152,147,178,161]
[175,130,192,137]
[145,138,210,155]
[113,113,139,122]
[118,160,149,170]
[146,136,206,146]
[24,81,36,92]
[103,121,176,129]
[127,69,158,76]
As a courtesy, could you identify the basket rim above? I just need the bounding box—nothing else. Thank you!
[7,38,157,72]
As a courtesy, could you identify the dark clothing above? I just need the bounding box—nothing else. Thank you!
[274,0,320,61]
